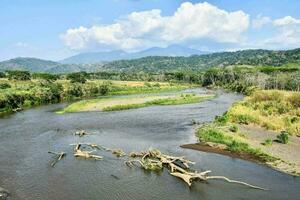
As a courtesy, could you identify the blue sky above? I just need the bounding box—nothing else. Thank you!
[1,0,300,61]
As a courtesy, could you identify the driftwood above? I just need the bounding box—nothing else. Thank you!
[74,149,103,160]
[48,151,66,167]
[125,149,267,190]
[109,149,126,157]
[71,143,103,160]
[74,130,88,137]
[0,187,9,199]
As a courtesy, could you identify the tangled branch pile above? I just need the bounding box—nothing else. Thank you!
[126,149,267,190]
[73,143,103,160]
[47,131,266,191]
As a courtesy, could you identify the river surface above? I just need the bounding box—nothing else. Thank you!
[0,88,299,200]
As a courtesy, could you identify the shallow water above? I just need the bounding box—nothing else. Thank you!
[0,89,299,200]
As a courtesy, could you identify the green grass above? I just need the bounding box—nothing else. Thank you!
[262,138,273,146]
[197,125,277,162]
[0,78,192,116]
[227,90,300,136]
[102,94,214,112]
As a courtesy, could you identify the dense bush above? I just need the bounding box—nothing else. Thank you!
[7,70,31,80]
[0,83,11,89]
[67,72,88,83]
[32,73,59,82]
[215,112,229,125]
[276,131,289,144]
[0,72,6,78]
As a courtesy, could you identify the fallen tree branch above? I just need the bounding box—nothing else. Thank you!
[74,149,103,160]
[125,149,267,190]
[48,151,66,167]
[74,130,88,137]
[205,176,268,190]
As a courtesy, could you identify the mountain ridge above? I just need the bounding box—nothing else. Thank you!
[60,45,207,64]
[0,48,300,73]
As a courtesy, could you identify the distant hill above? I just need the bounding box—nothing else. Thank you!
[1,48,300,73]
[0,57,60,72]
[100,48,300,72]
[60,45,207,64]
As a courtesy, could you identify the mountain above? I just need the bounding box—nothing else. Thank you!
[60,45,206,64]
[60,50,127,64]
[134,45,205,58]
[0,57,60,72]
[100,48,300,72]
[1,48,300,73]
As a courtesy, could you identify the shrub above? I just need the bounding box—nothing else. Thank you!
[235,114,257,124]
[144,82,152,87]
[0,72,6,78]
[65,84,83,98]
[288,93,300,108]
[67,72,87,84]
[227,140,250,153]
[276,131,289,144]
[7,70,31,81]
[153,83,160,87]
[0,83,11,89]
[33,73,58,82]
[229,124,239,132]
[215,112,229,124]
[99,83,110,95]
[262,138,273,146]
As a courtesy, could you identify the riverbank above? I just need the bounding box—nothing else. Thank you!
[59,93,215,113]
[189,89,300,176]
[0,78,192,116]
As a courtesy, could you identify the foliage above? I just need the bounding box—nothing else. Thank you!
[229,124,239,132]
[1,48,300,74]
[197,125,276,162]
[100,48,300,73]
[227,90,300,135]
[6,70,31,80]
[276,131,289,144]
[215,112,229,125]
[262,138,273,146]
[67,72,88,83]
[0,72,6,78]
[0,83,11,89]
[32,73,59,82]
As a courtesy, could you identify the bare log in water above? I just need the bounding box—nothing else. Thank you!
[48,151,66,167]
[125,149,267,190]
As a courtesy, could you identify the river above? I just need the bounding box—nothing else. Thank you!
[0,89,299,200]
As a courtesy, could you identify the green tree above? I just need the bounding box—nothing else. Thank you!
[32,73,59,82]
[67,72,87,83]
[6,70,31,81]
[0,72,6,78]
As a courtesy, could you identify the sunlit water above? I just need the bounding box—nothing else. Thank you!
[0,89,299,200]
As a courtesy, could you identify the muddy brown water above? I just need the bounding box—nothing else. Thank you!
[0,89,299,200]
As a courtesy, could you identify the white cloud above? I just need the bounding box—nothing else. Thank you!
[252,15,271,29]
[61,2,249,51]
[264,16,300,48]
[273,16,300,26]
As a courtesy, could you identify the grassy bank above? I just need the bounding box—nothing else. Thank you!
[196,89,300,176]
[227,90,300,136]
[103,94,214,112]
[60,93,215,113]
[0,78,191,116]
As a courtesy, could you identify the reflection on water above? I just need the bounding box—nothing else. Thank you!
[0,89,299,200]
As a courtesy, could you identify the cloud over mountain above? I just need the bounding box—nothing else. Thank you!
[61,2,249,51]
